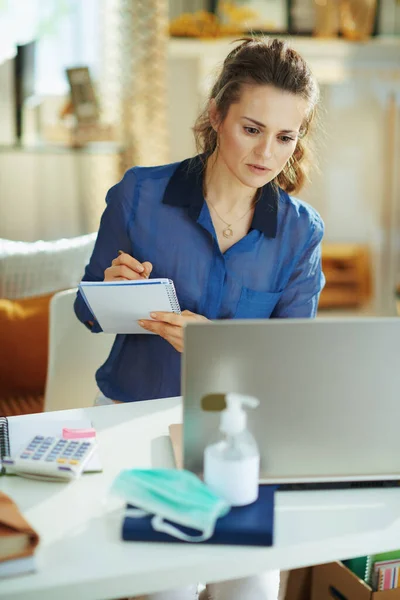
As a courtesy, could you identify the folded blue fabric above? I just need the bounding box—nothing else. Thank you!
[122,485,276,546]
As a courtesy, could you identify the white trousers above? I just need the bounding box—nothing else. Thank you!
[95,393,288,600]
[140,570,288,600]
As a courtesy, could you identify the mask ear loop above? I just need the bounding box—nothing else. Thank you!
[151,515,214,543]
[125,508,149,518]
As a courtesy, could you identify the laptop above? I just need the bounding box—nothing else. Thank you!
[182,318,400,485]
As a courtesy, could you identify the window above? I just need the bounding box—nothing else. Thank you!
[0,0,100,95]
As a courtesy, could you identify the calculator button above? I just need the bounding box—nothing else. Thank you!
[69,460,79,465]
[46,457,56,462]
[57,458,67,464]
[21,454,30,459]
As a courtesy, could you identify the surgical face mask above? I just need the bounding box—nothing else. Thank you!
[110,468,230,542]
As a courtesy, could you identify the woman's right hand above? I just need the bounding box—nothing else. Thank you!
[104,251,153,281]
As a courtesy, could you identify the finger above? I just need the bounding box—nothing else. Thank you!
[181,310,208,323]
[149,312,185,326]
[104,266,130,281]
[142,261,153,279]
[105,265,145,281]
[139,319,166,331]
[139,320,183,351]
[113,252,145,274]
[139,319,179,336]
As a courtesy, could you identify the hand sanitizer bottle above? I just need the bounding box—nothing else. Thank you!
[203,393,260,506]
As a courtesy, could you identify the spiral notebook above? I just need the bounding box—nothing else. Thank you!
[79,279,181,334]
[0,415,102,475]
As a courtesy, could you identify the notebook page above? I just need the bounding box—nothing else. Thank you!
[7,417,102,472]
[79,279,180,334]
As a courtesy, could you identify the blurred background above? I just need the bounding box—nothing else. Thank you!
[0,0,399,317]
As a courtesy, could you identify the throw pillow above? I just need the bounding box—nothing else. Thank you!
[0,293,53,398]
[0,233,97,299]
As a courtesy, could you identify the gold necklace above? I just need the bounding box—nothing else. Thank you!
[202,175,259,239]
[208,201,254,239]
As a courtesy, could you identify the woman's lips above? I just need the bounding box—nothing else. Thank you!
[247,164,272,175]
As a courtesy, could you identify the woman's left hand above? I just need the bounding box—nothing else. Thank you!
[138,310,208,353]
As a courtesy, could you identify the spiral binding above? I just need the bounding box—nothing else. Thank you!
[0,416,10,461]
[166,280,181,314]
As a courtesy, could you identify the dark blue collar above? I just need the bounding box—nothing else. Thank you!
[162,155,278,238]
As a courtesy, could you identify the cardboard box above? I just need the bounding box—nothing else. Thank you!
[284,568,312,600]
[311,562,400,599]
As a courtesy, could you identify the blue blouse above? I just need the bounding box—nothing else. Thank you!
[74,155,325,402]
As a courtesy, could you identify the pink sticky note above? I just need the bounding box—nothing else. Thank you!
[62,427,96,439]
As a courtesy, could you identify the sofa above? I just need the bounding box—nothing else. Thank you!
[0,233,97,416]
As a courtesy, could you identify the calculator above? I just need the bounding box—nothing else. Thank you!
[2,435,97,481]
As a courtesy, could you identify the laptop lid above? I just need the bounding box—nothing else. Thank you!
[182,318,400,484]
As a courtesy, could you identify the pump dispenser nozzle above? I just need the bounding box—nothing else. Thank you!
[220,393,259,436]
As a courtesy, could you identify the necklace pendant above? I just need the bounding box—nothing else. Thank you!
[222,226,233,239]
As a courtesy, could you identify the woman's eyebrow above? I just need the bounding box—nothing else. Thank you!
[242,116,265,128]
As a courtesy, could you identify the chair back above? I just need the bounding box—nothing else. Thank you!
[44,288,114,411]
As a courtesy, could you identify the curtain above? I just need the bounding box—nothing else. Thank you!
[100,0,170,167]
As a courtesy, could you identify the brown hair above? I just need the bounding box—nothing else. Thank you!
[193,37,320,194]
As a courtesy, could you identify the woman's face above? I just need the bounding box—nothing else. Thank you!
[214,84,309,189]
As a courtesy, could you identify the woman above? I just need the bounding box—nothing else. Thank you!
[75,37,324,599]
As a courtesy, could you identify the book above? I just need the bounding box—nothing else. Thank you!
[79,279,181,334]
[0,555,36,579]
[372,559,400,591]
[376,564,399,591]
[168,424,183,469]
[364,550,400,588]
[0,415,102,475]
[0,491,39,574]
[342,556,369,581]
[122,484,276,546]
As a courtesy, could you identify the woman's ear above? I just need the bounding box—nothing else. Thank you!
[208,99,219,132]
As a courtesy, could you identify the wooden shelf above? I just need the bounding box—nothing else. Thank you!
[319,243,372,309]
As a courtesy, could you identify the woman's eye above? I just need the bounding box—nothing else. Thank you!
[244,126,260,135]
[279,136,295,144]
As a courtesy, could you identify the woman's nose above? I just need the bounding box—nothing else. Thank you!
[256,138,273,160]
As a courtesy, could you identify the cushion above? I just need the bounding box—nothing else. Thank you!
[0,294,53,398]
[0,395,44,417]
[0,233,97,299]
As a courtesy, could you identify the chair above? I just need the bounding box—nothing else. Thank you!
[44,288,115,412]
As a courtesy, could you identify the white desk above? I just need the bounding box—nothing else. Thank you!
[2,397,400,600]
